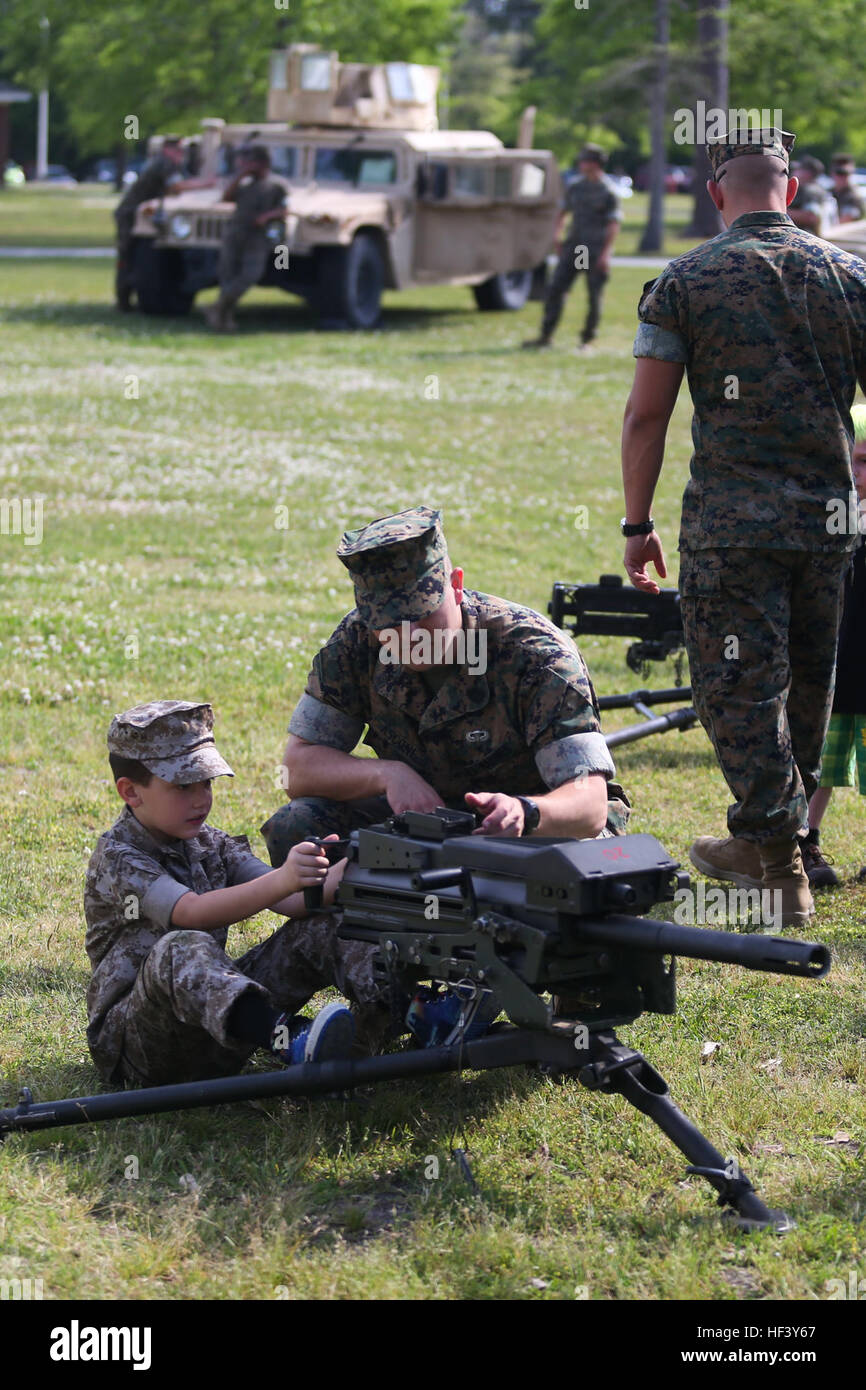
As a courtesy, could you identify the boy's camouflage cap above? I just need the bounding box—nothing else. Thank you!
[337,505,450,629]
[707,127,796,179]
[108,700,234,782]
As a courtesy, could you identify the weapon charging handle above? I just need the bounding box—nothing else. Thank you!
[302,835,351,911]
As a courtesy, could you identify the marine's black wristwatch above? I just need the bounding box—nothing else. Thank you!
[516,796,541,835]
[620,517,655,537]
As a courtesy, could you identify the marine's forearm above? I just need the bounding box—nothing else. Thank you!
[284,737,388,801]
[535,775,608,838]
[621,410,666,520]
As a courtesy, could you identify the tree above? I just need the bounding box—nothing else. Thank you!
[686,0,728,237]
[639,0,671,253]
[0,0,462,160]
[447,9,529,140]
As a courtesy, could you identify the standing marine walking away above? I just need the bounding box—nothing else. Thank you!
[620,125,866,926]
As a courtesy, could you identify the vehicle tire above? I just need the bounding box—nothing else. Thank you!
[316,232,385,329]
[132,238,194,316]
[473,269,533,311]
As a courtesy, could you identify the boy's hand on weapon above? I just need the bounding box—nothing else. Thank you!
[465,791,524,836]
[381,761,444,814]
[282,837,333,892]
[624,531,667,596]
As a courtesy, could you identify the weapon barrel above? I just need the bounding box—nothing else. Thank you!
[578,914,830,978]
[597,687,693,710]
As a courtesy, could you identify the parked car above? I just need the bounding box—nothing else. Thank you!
[634,162,692,194]
[28,164,78,186]
[87,156,145,187]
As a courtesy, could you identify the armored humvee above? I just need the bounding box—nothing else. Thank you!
[128,44,561,327]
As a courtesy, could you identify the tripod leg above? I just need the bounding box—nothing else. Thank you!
[578,1034,792,1232]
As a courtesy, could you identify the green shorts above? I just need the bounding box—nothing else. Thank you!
[819,713,866,792]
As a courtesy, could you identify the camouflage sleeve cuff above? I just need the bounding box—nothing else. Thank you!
[535,732,617,788]
[140,874,194,930]
[633,322,687,362]
[288,692,365,751]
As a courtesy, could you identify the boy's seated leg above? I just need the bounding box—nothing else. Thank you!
[119,930,271,1086]
[259,795,391,867]
[234,911,400,1054]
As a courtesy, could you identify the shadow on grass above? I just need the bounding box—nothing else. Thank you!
[2,1043,552,1156]
[0,298,480,338]
[3,1053,566,1240]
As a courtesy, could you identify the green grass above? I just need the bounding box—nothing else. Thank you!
[1,252,865,1301]
[0,183,117,247]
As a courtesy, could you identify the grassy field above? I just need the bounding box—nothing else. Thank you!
[1,234,865,1302]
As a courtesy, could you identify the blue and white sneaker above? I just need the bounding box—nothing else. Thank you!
[272,1001,355,1065]
[406,984,499,1048]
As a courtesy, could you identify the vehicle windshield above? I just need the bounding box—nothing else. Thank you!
[217,144,297,179]
[313,148,397,186]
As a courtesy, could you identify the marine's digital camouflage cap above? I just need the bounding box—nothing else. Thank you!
[108,700,234,783]
[337,505,450,629]
[707,127,796,180]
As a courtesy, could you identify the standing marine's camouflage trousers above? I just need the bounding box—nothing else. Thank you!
[218,232,270,306]
[678,547,849,843]
[114,209,136,306]
[542,242,609,343]
[114,916,389,1086]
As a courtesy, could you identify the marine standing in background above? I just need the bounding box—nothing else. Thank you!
[829,153,865,224]
[205,145,288,333]
[619,126,866,927]
[523,143,621,352]
[113,137,214,311]
[787,154,836,235]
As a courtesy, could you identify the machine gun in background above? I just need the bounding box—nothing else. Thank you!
[549,574,699,748]
[1,811,830,1232]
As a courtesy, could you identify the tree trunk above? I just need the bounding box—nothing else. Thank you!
[686,0,729,238]
[0,105,9,192]
[639,0,670,253]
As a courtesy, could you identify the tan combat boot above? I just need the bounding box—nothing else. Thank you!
[758,837,814,929]
[688,836,763,889]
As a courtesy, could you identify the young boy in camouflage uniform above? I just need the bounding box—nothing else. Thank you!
[84,699,391,1087]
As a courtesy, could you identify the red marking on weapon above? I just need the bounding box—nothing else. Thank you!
[601,845,628,859]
